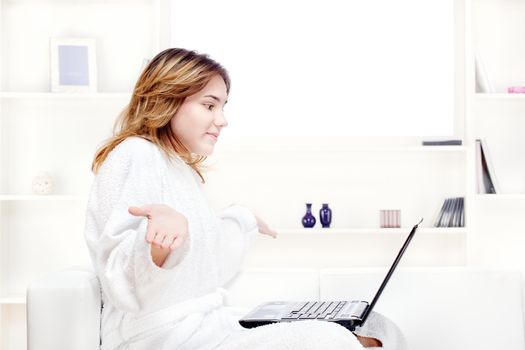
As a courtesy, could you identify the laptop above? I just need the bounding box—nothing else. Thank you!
[239,218,423,331]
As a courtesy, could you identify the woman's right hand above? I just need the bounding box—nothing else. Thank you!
[128,204,188,251]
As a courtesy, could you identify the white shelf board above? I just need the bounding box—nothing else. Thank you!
[474,93,525,100]
[0,294,25,305]
[474,194,525,200]
[0,92,131,100]
[275,227,466,236]
[216,145,468,154]
[0,194,86,201]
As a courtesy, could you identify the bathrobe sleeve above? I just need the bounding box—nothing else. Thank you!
[84,138,189,313]
[215,204,259,286]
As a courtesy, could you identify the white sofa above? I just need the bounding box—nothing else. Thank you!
[27,266,525,350]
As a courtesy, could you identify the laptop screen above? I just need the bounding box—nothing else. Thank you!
[360,218,423,325]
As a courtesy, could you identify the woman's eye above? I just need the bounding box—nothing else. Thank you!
[204,104,214,111]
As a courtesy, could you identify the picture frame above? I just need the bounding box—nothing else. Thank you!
[50,38,97,93]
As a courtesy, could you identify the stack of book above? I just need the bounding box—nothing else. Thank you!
[435,197,464,227]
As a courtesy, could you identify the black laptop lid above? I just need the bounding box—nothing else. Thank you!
[359,218,423,325]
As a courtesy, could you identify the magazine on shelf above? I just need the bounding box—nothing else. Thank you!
[475,139,499,194]
[438,198,452,227]
[451,197,464,227]
[480,139,500,193]
[458,197,465,227]
[435,198,449,227]
[449,198,461,227]
[475,140,485,193]
[440,198,451,227]
[443,198,456,227]
[475,52,494,93]
[448,198,458,227]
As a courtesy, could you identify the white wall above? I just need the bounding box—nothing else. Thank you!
[473,0,525,93]
[170,0,456,138]
[171,0,468,269]
[0,0,157,92]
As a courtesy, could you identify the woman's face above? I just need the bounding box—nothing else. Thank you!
[170,74,229,156]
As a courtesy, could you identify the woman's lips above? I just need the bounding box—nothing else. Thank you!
[206,133,218,141]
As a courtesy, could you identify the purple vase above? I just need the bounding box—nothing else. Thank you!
[319,203,332,228]
[302,203,316,228]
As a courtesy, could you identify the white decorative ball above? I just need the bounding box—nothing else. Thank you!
[32,172,54,195]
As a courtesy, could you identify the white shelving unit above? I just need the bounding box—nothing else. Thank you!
[465,0,525,269]
[1,0,523,349]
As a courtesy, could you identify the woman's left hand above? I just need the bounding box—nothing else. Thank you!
[254,214,277,239]
[354,334,383,348]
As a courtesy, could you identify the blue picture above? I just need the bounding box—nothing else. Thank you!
[58,45,90,86]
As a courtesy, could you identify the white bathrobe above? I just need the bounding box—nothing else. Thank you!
[84,137,407,350]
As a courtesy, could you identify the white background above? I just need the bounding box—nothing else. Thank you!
[171,0,455,137]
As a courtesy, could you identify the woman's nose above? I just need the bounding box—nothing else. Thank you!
[216,112,228,128]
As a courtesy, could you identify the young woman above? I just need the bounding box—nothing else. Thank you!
[84,48,405,349]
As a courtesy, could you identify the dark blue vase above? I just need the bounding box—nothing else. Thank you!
[302,203,316,228]
[319,203,332,228]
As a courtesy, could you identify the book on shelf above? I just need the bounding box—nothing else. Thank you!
[475,139,499,194]
[422,140,462,146]
[475,52,494,93]
[444,198,456,227]
[451,197,464,227]
[435,198,450,227]
[434,197,464,228]
[448,198,459,227]
[458,197,464,227]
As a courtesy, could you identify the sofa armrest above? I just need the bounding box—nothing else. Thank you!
[26,266,101,350]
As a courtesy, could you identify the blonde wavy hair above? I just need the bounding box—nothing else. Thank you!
[91,48,231,183]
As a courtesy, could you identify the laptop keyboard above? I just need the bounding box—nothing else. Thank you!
[281,301,348,320]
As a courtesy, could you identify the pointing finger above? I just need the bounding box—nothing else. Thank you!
[129,206,151,218]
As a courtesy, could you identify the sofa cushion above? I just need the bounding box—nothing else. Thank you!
[26,266,525,350]
[224,268,320,309]
[320,267,525,350]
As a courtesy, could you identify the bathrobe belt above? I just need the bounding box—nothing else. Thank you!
[102,288,228,350]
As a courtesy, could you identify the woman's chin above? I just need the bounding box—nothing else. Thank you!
[193,146,215,157]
